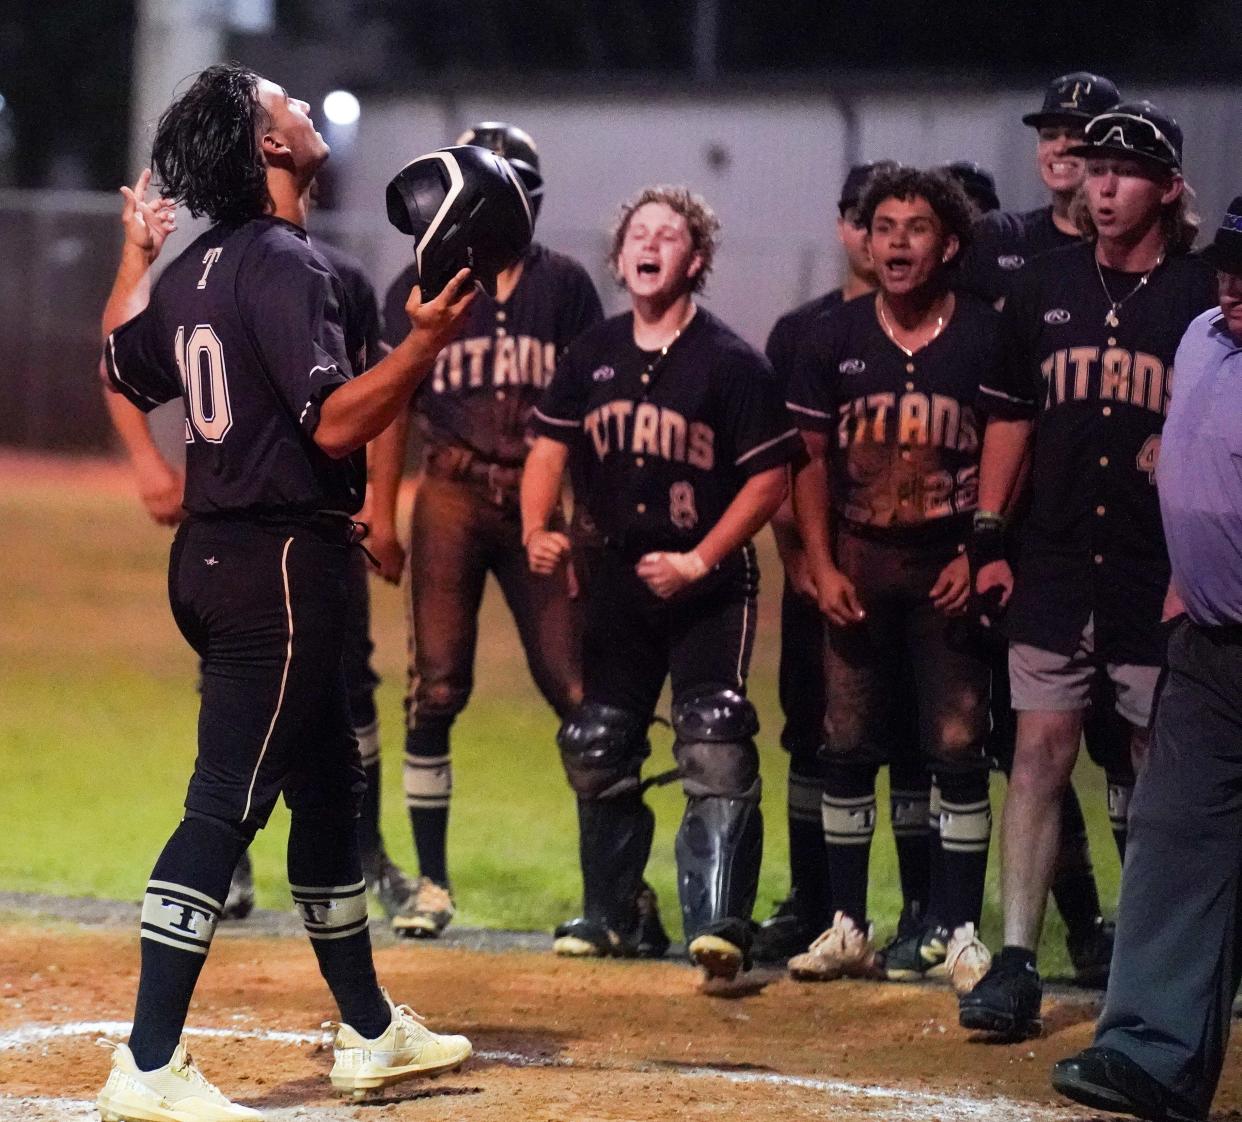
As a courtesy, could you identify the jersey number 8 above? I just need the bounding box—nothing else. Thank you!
[175,324,234,444]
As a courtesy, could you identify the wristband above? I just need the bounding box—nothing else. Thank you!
[967,521,1006,570]
[972,509,1004,530]
[683,550,708,581]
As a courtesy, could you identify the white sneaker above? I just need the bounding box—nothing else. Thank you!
[327,994,472,1099]
[97,1039,262,1122]
[787,911,880,982]
[937,922,993,994]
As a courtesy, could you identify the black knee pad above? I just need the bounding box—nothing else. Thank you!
[672,688,761,800]
[558,702,650,799]
[183,809,259,847]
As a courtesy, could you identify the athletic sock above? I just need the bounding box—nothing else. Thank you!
[354,719,383,861]
[404,725,452,886]
[933,770,991,930]
[129,815,250,1071]
[787,760,831,931]
[288,810,389,1039]
[924,782,944,927]
[1049,782,1103,939]
[1106,774,1133,863]
[888,759,931,917]
[820,759,879,926]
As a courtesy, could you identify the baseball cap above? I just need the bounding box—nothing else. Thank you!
[1068,100,1183,170]
[1022,71,1120,129]
[941,161,1001,214]
[1200,197,1242,276]
[838,161,899,214]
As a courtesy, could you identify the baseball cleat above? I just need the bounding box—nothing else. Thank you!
[391,876,454,939]
[1066,916,1115,988]
[220,853,254,922]
[363,851,416,921]
[958,947,1043,1038]
[878,905,946,981]
[751,892,819,963]
[634,882,671,959]
[327,994,472,1099]
[97,1039,262,1121]
[688,933,744,980]
[933,923,992,994]
[1051,1046,1206,1121]
[788,911,880,982]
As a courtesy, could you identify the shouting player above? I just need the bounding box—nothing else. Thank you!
[786,166,995,989]
[369,122,603,938]
[96,64,475,1119]
[757,160,934,963]
[960,100,1214,1038]
[522,185,801,980]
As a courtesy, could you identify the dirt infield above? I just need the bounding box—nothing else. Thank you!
[4,911,1240,1122]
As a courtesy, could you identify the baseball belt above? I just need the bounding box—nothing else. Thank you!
[424,445,524,506]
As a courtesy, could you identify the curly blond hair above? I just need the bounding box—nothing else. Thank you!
[609,185,720,293]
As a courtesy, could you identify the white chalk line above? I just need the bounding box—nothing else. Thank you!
[0,1020,1059,1121]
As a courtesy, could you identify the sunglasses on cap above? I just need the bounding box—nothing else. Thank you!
[1083,113,1180,166]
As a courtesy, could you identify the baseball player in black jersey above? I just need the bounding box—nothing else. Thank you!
[960,101,1215,1039]
[95,64,477,1119]
[101,234,416,926]
[522,185,801,981]
[949,151,1130,987]
[786,167,995,990]
[757,161,934,963]
[956,72,1121,305]
[368,122,603,939]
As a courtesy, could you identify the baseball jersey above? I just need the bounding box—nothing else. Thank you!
[977,242,1216,663]
[955,206,1080,304]
[315,239,383,374]
[529,308,802,554]
[787,292,1000,536]
[104,216,365,515]
[383,242,603,465]
[765,289,846,392]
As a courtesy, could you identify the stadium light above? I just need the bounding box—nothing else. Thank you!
[323,90,361,127]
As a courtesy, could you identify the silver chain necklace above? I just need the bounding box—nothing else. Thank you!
[1095,252,1164,328]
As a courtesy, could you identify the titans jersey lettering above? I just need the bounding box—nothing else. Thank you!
[583,401,715,469]
[430,335,557,393]
[835,391,980,452]
[1038,347,1171,415]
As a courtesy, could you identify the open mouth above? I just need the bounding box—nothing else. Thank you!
[882,256,913,281]
[636,261,660,276]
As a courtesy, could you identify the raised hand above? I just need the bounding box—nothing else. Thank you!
[120,168,177,261]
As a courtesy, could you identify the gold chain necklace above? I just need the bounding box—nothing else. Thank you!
[1095,252,1164,328]
[877,293,948,358]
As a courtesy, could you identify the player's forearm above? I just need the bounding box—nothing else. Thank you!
[520,438,569,540]
[769,488,805,570]
[102,388,168,470]
[101,243,156,342]
[694,467,787,571]
[978,417,1033,516]
[368,408,410,536]
[314,333,442,458]
[792,435,837,575]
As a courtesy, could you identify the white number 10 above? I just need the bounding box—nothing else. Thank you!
[174,324,233,443]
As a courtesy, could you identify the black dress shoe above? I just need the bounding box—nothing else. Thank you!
[1051,1046,1205,1121]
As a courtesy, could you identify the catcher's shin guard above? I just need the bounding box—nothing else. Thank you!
[675,795,763,950]
[577,794,655,938]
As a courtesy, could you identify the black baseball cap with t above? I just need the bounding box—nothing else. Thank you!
[942,161,1001,214]
[1200,197,1242,276]
[1022,72,1120,129]
[838,161,900,215]
[1068,100,1183,171]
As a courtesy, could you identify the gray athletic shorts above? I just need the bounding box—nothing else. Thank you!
[1008,615,1160,729]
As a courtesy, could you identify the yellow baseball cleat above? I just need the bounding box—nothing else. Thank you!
[97,1039,262,1122]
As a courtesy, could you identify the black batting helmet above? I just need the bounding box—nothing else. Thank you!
[457,121,544,221]
[386,145,534,299]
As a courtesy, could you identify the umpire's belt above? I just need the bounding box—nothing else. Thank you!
[424,445,523,504]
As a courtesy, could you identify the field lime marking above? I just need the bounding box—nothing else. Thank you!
[0,1021,1064,1121]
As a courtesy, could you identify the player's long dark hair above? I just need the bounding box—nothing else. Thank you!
[150,63,271,225]
[857,167,975,259]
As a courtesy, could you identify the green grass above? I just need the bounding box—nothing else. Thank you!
[0,463,1121,977]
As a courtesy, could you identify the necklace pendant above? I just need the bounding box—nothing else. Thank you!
[1105,308,1120,328]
